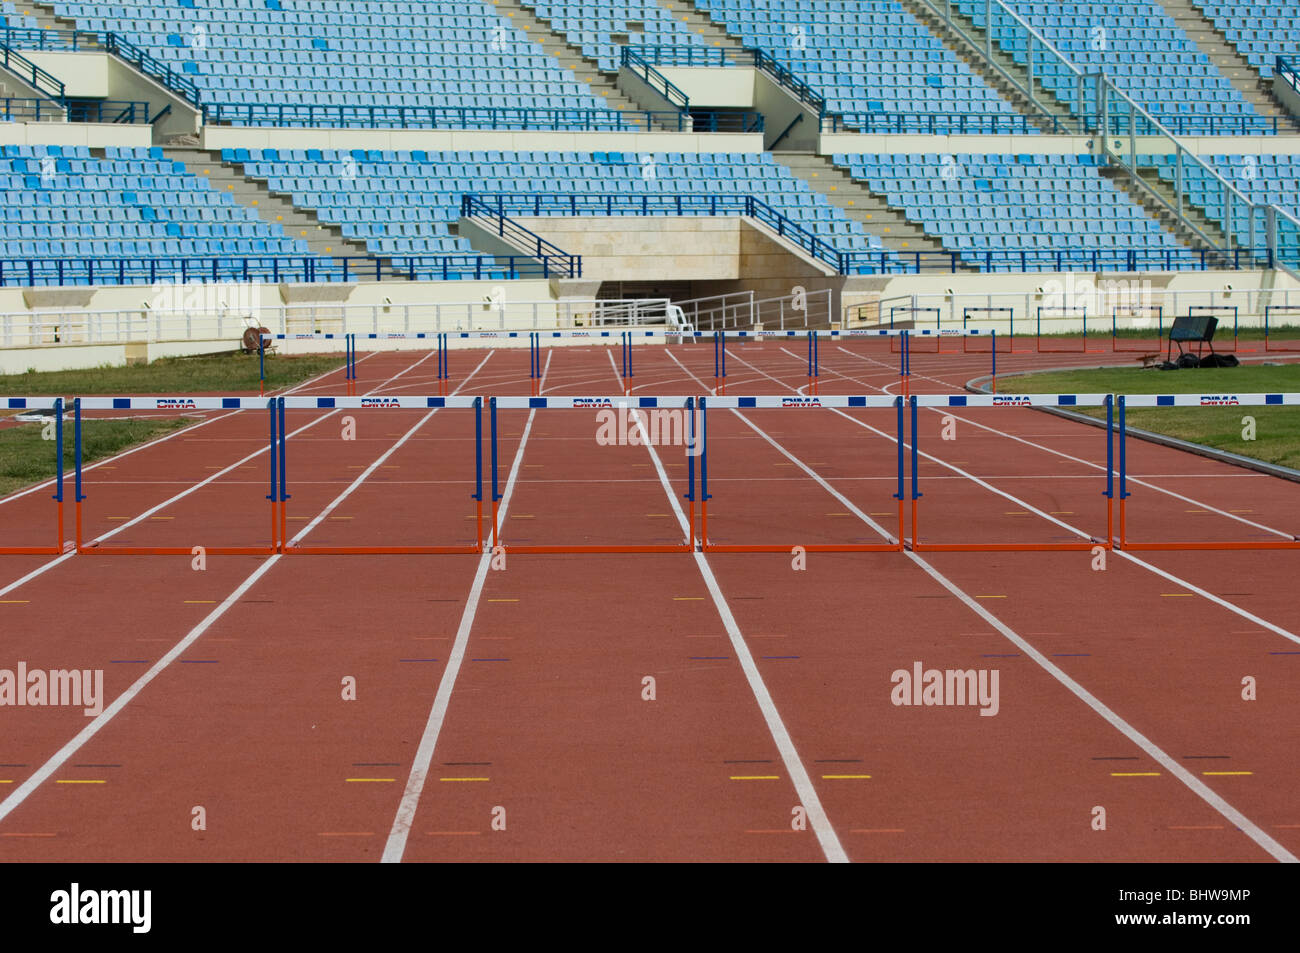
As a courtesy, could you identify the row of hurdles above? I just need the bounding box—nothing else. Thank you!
[3,392,1297,557]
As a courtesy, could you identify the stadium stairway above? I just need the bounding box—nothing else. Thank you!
[656,0,747,55]
[1097,162,1231,252]
[897,0,1079,132]
[1160,0,1300,131]
[493,0,658,119]
[162,147,379,265]
[770,152,948,255]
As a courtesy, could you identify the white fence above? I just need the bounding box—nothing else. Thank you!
[0,296,680,350]
[674,288,833,332]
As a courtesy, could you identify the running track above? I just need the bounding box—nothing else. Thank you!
[0,338,1297,862]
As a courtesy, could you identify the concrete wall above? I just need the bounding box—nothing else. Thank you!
[201,124,763,154]
[510,216,744,280]
[822,131,1300,156]
[23,51,201,140]
[657,67,755,107]
[0,121,150,148]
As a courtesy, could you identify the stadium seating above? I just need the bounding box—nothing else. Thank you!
[237,149,883,278]
[524,0,710,72]
[834,152,1191,269]
[956,0,1273,133]
[1193,1,1300,79]
[45,0,613,116]
[0,144,319,282]
[692,0,1024,126]
[1149,153,1300,256]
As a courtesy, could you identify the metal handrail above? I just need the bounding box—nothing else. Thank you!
[620,47,690,111]
[0,39,65,99]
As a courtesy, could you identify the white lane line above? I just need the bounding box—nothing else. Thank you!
[0,351,494,829]
[610,348,848,863]
[831,345,1296,540]
[733,348,1300,645]
[0,351,371,508]
[665,349,1296,863]
[382,349,553,864]
[0,350,452,601]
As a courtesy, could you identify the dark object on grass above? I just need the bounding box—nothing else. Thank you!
[1199,353,1240,368]
[1167,314,1217,364]
[1176,352,1201,369]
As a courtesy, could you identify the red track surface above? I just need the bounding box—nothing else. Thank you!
[1,338,1298,862]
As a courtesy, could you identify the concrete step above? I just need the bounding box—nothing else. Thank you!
[771,152,949,254]
[494,0,650,116]
[897,0,1078,132]
[653,0,747,54]
[164,147,378,263]
[1098,164,1222,252]
[1157,0,1300,131]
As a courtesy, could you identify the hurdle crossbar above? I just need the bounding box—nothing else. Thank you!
[1116,393,1300,551]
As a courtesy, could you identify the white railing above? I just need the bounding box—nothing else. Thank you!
[672,288,833,332]
[853,284,1300,334]
[0,296,677,350]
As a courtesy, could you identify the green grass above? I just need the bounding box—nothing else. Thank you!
[0,416,193,497]
[999,364,1300,470]
[0,350,345,396]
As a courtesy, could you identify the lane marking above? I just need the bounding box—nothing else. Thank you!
[0,350,493,832]
[439,777,490,782]
[822,775,871,780]
[346,778,395,783]
[623,348,849,864]
[765,349,1300,648]
[730,776,781,781]
[685,347,1299,864]
[1204,771,1253,776]
[382,350,551,864]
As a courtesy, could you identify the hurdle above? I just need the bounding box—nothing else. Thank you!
[1112,305,1164,354]
[73,397,279,556]
[1186,305,1243,353]
[484,395,699,554]
[1115,393,1300,551]
[1036,306,1089,353]
[714,331,727,394]
[962,308,1016,353]
[278,395,485,555]
[529,332,541,396]
[620,331,634,396]
[1264,305,1300,353]
[0,397,65,555]
[695,394,906,553]
[806,329,819,394]
[907,393,1115,552]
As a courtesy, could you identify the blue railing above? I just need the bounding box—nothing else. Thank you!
[840,247,1276,275]
[0,255,578,287]
[1276,55,1300,94]
[626,45,733,67]
[201,101,759,131]
[0,38,65,99]
[822,111,1053,134]
[746,46,826,117]
[0,27,202,107]
[1099,112,1278,136]
[620,47,690,111]
[464,193,844,272]
[460,195,581,278]
[457,193,1277,275]
[0,96,152,122]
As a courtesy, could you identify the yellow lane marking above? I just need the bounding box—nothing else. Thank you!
[822,774,871,780]
[976,595,1006,600]
[0,600,29,604]
[730,775,780,780]
[1111,772,1161,777]
[869,512,893,516]
[487,598,518,603]
[1203,771,1252,776]
[345,778,395,783]
[1185,509,1210,514]
[106,516,128,521]
[1162,593,1194,598]
[329,516,353,521]
[440,777,489,782]
[826,512,850,516]
[1229,509,1253,513]
[56,780,105,784]
[149,516,174,521]
[674,597,704,601]
[1050,511,1075,515]
[510,514,534,519]
[646,513,669,517]
[1,832,56,837]
[1004,511,1028,515]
